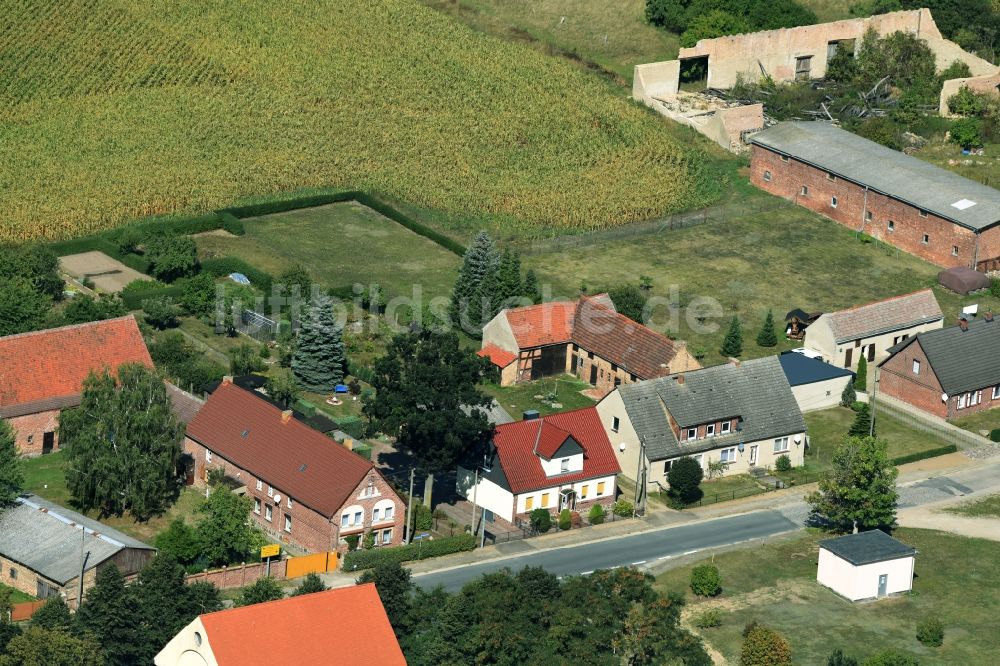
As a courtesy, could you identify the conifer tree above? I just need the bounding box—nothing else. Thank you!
[292,292,345,391]
[30,596,72,631]
[849,403,874,437]
[854,356,868,391]
[0,419,24,509]
[75,565,145,665]
[523,269,541,304]
[840,381,856,408]
[449,231,500,334]
[720,316,744,357]
[495,249,523,310]
[755,310,777,347]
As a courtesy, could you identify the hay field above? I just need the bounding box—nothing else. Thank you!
[0,0,724,242]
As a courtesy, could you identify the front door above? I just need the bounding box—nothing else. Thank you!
[42,432,55,455]
[844,348,853,368]
[589,365,598,386]
[749,445,759,466]
[560,490,576,511]
[877,574,888,597]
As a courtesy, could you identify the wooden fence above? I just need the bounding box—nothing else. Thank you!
[286,551,339,578]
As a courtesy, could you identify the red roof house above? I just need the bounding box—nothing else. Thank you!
[457,406,620,523]
[185,381,405,553]
[154,584,406,666]
[480,294,699,393]
[0,315,152,456]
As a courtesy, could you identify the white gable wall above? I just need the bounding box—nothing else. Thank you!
[817,548,915,601]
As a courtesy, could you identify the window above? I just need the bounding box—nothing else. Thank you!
[560,458,570,473]
[382,529,392,544]
[580,485,589,499]
[205,450,212,463]
[692,454,703,468]
[958,393,967,409]
[525,496,534,511]
[373,508,381,522]
[773,437,789,453]
[779,154,789,163]
[287,497,292,509]
[706,423,716,437]
[687,427,697,440]
[830,196,838,208]
[887,220,895,232]
[922,234,929,245]
[385,506,394,520]
[267,486,274,498]
[800,185,808,196]
[993,385,1000,400]
[341,513,349,527]
[611,363,618,372]
[284,515,292,533]
[256,480,262,491]
[354,511,362,525]
[912,359,920,375]
[611,416,620,433]
[265,505,272,521]
[720,448,736,463]
[827,172,837,182]
[864,210,872,221]
[541,493,550,508]
[721,421,731,434]
[952,246,959,256]
[597,482,606,496]
[254,498,261,515]
[918,209,928,218]
[8,568,16,580]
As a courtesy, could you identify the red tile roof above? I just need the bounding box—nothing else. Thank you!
[478,344,517,368]
[492,407,620,494]
[504,300,578,348]
[198,584,405,665]
[186,382,376,518]
[0,316,152,414]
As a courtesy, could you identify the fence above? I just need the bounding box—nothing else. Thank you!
[10,600,46,622]
[446,507,630,546]
[285,551,339,578]
[514,198,792,255]
[875,396,987,450]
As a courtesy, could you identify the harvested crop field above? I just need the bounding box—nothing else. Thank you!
[59,251,148,293]
[0,0,726,242]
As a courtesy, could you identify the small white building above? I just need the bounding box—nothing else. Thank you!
[778,351,855,412]
[817,530,917,602]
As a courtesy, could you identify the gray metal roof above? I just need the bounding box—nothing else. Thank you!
[751,122,1000,231]
[0,495,154,584]
[820,530,916,566]
[887,317,1000,396]
[462,400,514,426]
[617,356,806,461]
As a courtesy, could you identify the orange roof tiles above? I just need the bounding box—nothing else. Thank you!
[505,300,577,348]
[478,344,517,368]
[0,316,152,414]
[199,584,405,665]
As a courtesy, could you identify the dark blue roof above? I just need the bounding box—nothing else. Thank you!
[778,351,854,386]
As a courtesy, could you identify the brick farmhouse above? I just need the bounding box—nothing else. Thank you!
[879,313,1000,420]
[457,407,620,524]
[479,294,699,394]
[750,122,1000,271]
[185,380,405,553]
[0,316,153,457]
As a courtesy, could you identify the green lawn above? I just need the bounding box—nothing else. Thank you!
[481,374,596,418]
[526,204,1000,367]
[952,409,1000,437]
[195,201,460,302]
[942,493,1000,518]
[656,528,1000,665]
[913,135,1000,191]
[694,474,765,505]
[1,583,35,605]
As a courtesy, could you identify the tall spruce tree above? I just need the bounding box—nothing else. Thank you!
[449,231,500,334]
[495,249,524,310]
[850,402,874,437]
[291,292,345,392]
[756,310,778,347]
[0,419,24,508]
[720,316,744,357]
[807,435,898,532]
[523,269,541,304]
[74,565,146,666]
[854,356,868,391]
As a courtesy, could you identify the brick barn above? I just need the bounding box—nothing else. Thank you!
[185,380,405,553]
[750,122,1000,271]
[0,316,153,457]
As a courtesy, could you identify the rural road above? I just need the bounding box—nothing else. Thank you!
[412,460,1000,591]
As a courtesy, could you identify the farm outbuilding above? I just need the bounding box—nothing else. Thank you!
[817,530,916,602]
[778,351,854,412]
[938,267,991,295]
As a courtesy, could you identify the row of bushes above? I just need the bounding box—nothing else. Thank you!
[122,282,186,310]
[347,361,377,385]
[891,445,959,466]
[342,533,475,570]
[200,257,274,294]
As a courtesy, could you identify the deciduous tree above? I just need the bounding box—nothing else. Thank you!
[291,573,328,597]
[0,626,103,666]
[357,561,413,631]
[0,277,50,337]
[235,577,284,607]
[62,294,127,325]
[146,235,199,282]
[807,435,898,532]
[74,565,145,666]
[30,596,72,632]
[195,487,266,567]
[668,456,704,503]
[608,283,648,323]
[265,368,299,407]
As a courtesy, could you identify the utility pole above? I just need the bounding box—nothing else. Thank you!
[403,468,416,544]
[869,368,878,437]
[470,468,480,548]
[77,527,90,610]
[634,436,647,518]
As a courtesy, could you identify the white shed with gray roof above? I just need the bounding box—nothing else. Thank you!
[817,530,916,602]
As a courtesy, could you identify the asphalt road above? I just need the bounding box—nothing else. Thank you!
[414,511,798,591]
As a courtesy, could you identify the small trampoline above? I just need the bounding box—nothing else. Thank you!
[938,267,990,295]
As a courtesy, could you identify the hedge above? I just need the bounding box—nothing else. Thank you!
[990,429,1000,443]
[217,190,360,218]
[122,283,186,310]
[347,361,376,385]
[335,415,366,440]
[354,192,465,256]
[201,257,274,294]
[342,533,475,571]
[891,445,958,467]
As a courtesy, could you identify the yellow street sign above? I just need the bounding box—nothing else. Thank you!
[260,544,280,558]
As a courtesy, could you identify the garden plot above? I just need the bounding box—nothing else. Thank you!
[59,250,147,293]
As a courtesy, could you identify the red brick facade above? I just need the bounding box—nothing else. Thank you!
[9,409,60,457]
[184,436,405,553]
[750,145,1000,270]
[879,341,1000,419]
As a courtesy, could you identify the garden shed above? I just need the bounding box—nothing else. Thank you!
[817,530,916,602]
[938,267,991,295]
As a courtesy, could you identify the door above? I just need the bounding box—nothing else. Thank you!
[877,574,888,598]
[570,353,578,375]
[42,431,55,455]
[844,348,853,368]
[589,364,598,385]
[867,344,875,362]
[749,445,759,466]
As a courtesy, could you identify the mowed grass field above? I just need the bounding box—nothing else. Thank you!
[0,0,728,242]
[195,202,460,300]
[527,204,1000,365]
[656,528,1000,665]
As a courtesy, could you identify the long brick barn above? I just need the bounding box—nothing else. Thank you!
[750,122,1000,271]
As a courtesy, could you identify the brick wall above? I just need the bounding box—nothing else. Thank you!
[9,409,60,457]
[750,145,980,269]
[977,225,1000,272]
[185,559,288,589]
[880,342,949,418]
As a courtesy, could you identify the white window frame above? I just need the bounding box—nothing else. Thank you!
[382,529,392,544]
[284,515,292,533]
[918,209,928,218]
[687,427,697,440]
[354,510,362,526]
[611,416,620,433]
[287,497,292,509]
[373,508,381,522]
[205,450,212,463]
[912,359,920,375]
[254,498,261,515]
[773,437,789,453]
[958,393,967,409]
[560,458,570,473]
[265,505,272,521]
[719,448,736,463]
[800,185,808,196]
[830,196,838,208]
[721,421,731,434]
[256,480,263,491]
[952,246,959,257]
[706,423,716,437]
[384,505,394,520]
[887,220,894,232]
[267,486,274,498]
[922,234,930,245]
[992,385,1000,400]
[763,170,772,182]
[341,514,350,528]
[780,154,789,163]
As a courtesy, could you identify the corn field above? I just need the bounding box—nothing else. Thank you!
[0,0,721,242]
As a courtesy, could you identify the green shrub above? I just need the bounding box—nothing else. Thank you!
[841,382,857,407]
[990,429,1000,443]
[412,502,433,531]
[142,296,180,329]
[775,454,792,472]
[529,508,552,534]
[694,608,723,628]
[612,499,634,517]
[668,456,704,503]
[891,445,957,466]
[916,616,944,647]
[861,649,919,666]
[219,213,245,235]
[588,504,605,525]
[342,533,474,570]
[345,534,360,551]
[690,564,722,597]
[950,117,984,149]
[990,278,1000,298]
[558,508,572,531]
[336,415,365,440]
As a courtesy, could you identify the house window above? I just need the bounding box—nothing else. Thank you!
[373,508,381,522]
[720,448,736,463]
[922,234,929,245]
[284,515,292,533]
[864,210,872,221]
[611,363,618,372]
[597,482,606,496]
[827,172,837,182]
[525,496,534,511]
[382,529,392,544]
[341,514,350,527]
[256,480,263,491]
[580,485,589,499]
[354,511,362,525]
[830,196,838,208]
[800,185,808,196]
[918,209,928,218]
[611,416,620,433]
[958,393,967,409]
[773,437,789,453]
[287,497,292,509]
[912,359,920,375]
[560,458,570,473]
[205,450,212,463]
[267,486,274,498]
[254,498,261,515]
[887,220,894,232]
[762,167,771,179]
[706,423,716,437]
[721,421,731,434]
[952,246,959,256]
[265,505,272,521]
[687,427,697,440]
[541,493,550,508]
[9,568,16,580]
[692,454,703,468]
[384,506,394,520]
[993,385,1000,400]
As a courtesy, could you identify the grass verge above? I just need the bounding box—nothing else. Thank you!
[941,493,1000,518]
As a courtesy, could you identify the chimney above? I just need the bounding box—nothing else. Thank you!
[222,375,233,385]
[676,374,685,385]
[523,410,540,421]
[281,409,293,424]
[986,311,994,323]
[959,317,968,331]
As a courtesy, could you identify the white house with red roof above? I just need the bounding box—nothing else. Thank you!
[479,294,698,393]
[457,407,620,523]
